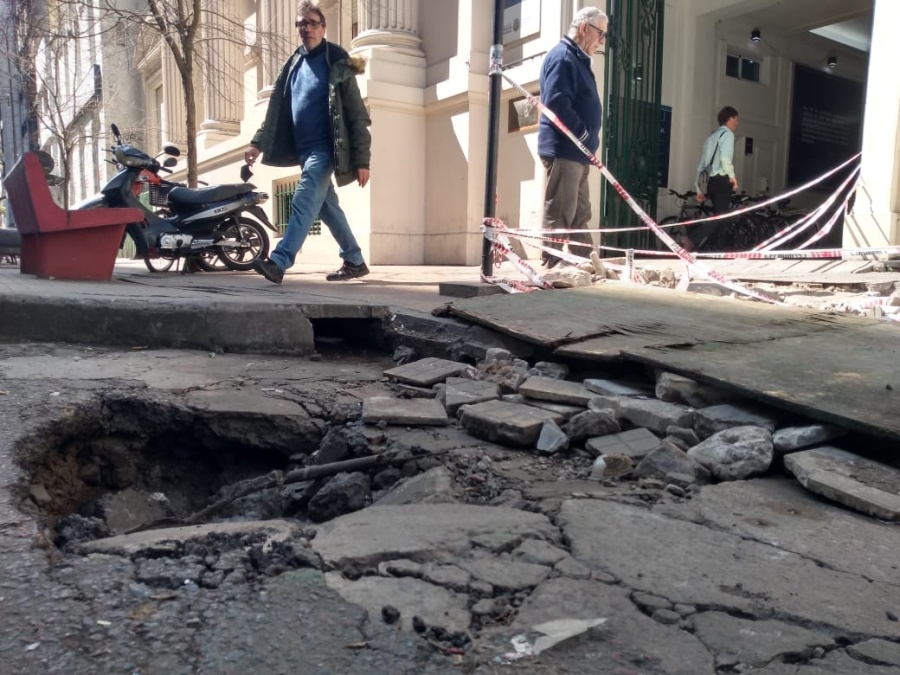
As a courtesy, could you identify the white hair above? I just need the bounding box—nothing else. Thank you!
[568,7,607,37]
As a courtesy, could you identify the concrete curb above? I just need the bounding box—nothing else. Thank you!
[0,294,389,354]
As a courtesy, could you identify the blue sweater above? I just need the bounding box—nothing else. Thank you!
[289,41,332,156]
[537,37,602,164]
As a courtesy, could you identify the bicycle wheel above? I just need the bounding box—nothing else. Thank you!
[723,217,757,252]
[657,216,683,250]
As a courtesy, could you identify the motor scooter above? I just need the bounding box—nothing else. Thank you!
[87,124,276,273]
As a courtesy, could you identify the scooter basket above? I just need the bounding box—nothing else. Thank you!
[148,183,173,206]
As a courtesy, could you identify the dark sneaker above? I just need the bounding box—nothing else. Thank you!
[326,261,370,281]
[253,258,284,285]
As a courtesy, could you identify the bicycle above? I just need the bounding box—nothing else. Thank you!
[659,189,757,252]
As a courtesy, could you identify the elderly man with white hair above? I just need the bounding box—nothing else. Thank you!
[537,7,607,268]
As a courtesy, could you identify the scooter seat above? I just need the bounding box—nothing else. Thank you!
[167,183,256,205]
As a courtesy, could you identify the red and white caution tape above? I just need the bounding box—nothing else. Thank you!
[496,72,782,305]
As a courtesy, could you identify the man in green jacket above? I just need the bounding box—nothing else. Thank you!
[244,0,371,283]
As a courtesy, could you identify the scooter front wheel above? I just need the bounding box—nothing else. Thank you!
[218,217,269,271]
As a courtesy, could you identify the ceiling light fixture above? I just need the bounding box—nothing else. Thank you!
[751,29,761,42]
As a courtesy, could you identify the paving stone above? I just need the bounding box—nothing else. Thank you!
[847,638,900,667]
[692,611,834,668]
[443,377,500,415]
[616,398,695,436]
[585,427,660,460]
[518,376,595,406]
[362,396,449,426]
[458,399,563,447]
[784,446,900,521]
[522,399,586,419]
[773,424,847,455]
[383,357,469,386]
[584,378,652,397]
[325,574,470,633]
[563,409,620,443]
[634,440,711,483]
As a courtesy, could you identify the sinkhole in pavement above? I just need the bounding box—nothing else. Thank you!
[20,394,322,550]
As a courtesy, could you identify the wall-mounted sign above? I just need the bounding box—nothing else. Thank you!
[503,0,541,45]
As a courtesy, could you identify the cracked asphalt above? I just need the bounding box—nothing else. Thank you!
[1,342,899,674]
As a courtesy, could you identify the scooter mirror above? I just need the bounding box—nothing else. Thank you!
[162,145,181,157]
[111,123,120,138]
[163,157,178,168]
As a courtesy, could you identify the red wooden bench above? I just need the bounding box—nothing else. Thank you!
[5,152,144,281]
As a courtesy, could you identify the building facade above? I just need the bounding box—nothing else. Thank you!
[3,0,897,260]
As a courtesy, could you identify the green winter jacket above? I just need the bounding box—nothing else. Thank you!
[251,41,371,187]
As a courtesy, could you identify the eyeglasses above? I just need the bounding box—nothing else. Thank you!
[588,24,607,40]
[295,19,324,29]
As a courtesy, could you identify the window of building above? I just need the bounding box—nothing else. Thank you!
[726,54,761,83]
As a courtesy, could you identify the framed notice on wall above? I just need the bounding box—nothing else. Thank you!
[503,0,541,45]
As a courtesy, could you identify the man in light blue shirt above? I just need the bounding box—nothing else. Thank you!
[686,106,740,251]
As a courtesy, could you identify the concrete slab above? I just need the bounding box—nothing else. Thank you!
[458,399,564,447]
[362,396,449,426]
[443,377,500,415]
[784,446,900,521]
[438,281,504,298]
[519,376,595,406]
[583,378,652,397]
[585,427,660,460]
[383,357,468,387]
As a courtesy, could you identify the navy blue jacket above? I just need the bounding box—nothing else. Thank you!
[537,36,602,164]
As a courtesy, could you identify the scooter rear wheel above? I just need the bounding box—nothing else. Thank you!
[218,217,269,271]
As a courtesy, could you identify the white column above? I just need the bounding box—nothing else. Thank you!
[163,51,186,146]
[352,0,423,56]
[260,0,295,95]
[199,0,242,141]
[845,0,900,250]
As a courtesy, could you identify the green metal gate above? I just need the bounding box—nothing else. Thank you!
[601,0,665,254]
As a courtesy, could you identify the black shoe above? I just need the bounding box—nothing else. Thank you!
[253,258,284,285]
[326,261,370,281]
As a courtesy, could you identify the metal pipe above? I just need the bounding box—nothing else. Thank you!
[481,0,504,278]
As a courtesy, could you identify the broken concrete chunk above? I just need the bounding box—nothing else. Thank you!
[587,395,623,414]
[694,403,779,439]
[376,466,459,506]
[528,362,569,380]
[616,398,695,436]
[458,400,563,447]
[687,426,774,481]
[519,376,595,406]
[423,564,471,592]
[654,372,735,408]
[307,472,371,523]
[523,399,585,419]
[773,424,847,455]
[512,539,570,567]
[634,440,710,484]
[96,488,171,535]
[563,409,620,444]
[552,556,592,579]
[383,357,469,386]
[456,557,550,593]
[378,559,425,579]
[665,425,701,448]
[443,377,500,416]
[584,378,652,398]
[476,359,531,394]
[362,397,449,426]
[584,427,660,460]
[597,454,633,479]
[536,419,569,454]
[784,446,900,521]
[484,348,514,364]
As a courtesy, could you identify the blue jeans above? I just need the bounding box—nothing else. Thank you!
[269,149,365,271]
